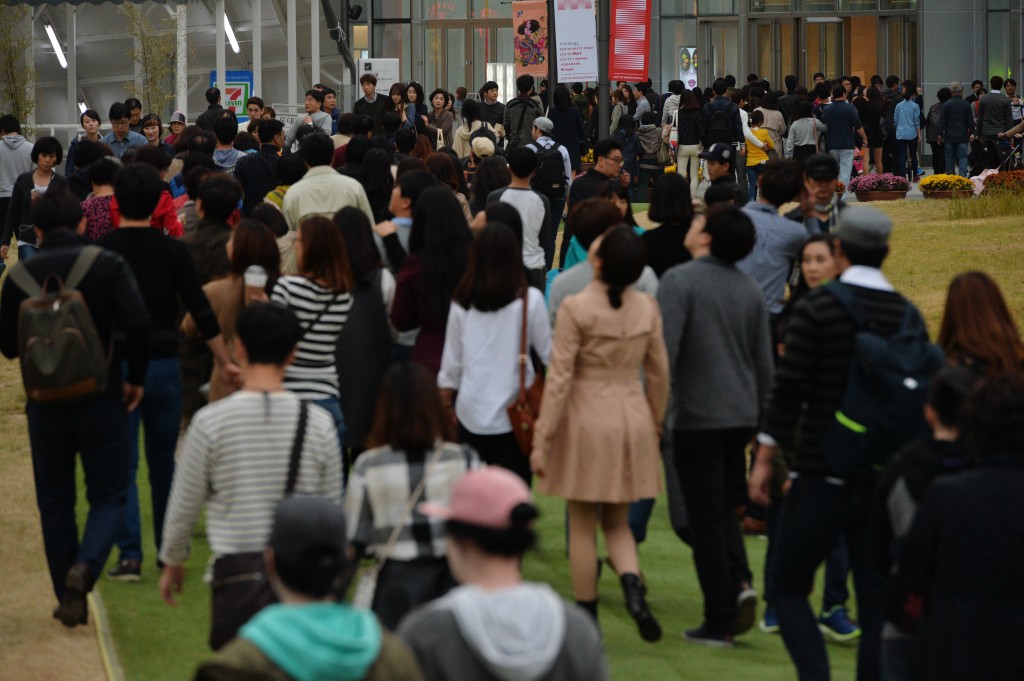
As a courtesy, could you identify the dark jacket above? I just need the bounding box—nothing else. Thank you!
[3,171,70,247]
[547,107,586,172]
[0,229,150,392]
[567,168,615,212]
[234,144,281,217]
[978,91,1014,137]
[702,96,743,146]
[353,96,389,135]
[180,218,232,285]
[891,461,1024,681]
[936,96,974,145]
[196,104,225,132]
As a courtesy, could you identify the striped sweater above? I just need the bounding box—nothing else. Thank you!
[762,281,910,475]
[272,275,353,400]
[159,391,343,565]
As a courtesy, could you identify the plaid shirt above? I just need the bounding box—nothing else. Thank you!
[344,442,481,560]
[737,203,812,314]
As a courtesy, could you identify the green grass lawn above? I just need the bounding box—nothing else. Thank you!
[90,198,1024,680]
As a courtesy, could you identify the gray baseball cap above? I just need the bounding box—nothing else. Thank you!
[835,206,893,248]
[533,116,554,133]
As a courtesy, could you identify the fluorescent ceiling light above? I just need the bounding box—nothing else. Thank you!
[78,102,87,114]
[44,24,68,69]
[224,15,240,54]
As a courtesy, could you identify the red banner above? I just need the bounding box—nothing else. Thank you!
[608,0,651,82]
[513,1,549,78]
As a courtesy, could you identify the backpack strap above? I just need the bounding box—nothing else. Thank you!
[6,262,43,299]
[822,280,865,330]
[284,400,309,496]
[64,246,104,291]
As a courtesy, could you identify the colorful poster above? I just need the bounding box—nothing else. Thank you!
[553,0,598,83]
[209,70,253,120]
[513,1,548,78]
[679,47,698,90]
[608,0,652,82]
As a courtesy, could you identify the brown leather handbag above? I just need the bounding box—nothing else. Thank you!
[506,290,545,455]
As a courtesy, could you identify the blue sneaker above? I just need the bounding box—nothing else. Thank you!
[818,606,861,643]
[760,604,780,633]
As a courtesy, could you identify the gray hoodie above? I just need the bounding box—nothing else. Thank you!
[0,135,33,199]
[398,583,609,681]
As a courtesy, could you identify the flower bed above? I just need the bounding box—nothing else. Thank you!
[983,170,1024,193]
[919,174,973,192]
[848,173,910,193]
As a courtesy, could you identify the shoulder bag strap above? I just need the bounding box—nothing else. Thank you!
[517,288,529,401]
[368,443,446,573]
[284,400,309,496]
[297,289,344,343]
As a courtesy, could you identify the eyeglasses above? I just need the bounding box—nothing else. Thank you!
[111,119,130,127]
[603,155,624,164]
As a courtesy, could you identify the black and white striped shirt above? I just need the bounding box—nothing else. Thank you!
[272,275,353,401]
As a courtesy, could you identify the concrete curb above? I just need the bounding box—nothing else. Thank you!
[88,591,127,681]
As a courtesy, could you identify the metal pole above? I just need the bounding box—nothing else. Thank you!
[176,4,187,114]
[311,0,320,86]
[597,0,609,139]
[253,0,262,96]
[216,0,226,106]
[288,0,298,105]
[547,0,557,106]
[66,7,76,140]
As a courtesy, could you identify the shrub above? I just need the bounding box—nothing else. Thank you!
[919,174,973,192]
[982,170,1024,194]
[849,173,909,192]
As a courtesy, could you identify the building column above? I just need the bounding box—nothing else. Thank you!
[216,0,226,101]
[311,0,320,85]
[288,0,298,105]
[253,0,262,96]
[66,7,77,138]
[176,3,187,114]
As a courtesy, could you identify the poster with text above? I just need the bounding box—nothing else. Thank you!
[513,1,549,77]
[679,48,698,90]
[554,0,598,83]
[608,0,651,82]
[209,71,253,120]
[357,59,401,98]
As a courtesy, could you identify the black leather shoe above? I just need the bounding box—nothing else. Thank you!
[620,572,661,642]
[56,563,91,627]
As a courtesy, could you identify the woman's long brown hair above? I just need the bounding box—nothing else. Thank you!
[938,271,1024,375]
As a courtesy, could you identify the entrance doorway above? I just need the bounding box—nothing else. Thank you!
[883,16,918,81]
[423,21,513,93]
[698,21,739,86]
[751,19,795,88]
[801,18,844,83]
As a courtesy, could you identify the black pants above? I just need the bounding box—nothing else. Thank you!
[373,557,455,631]
[773,474,885,681]
[928,141,946,175]
[459,423,531,485]
[674,428,754,635]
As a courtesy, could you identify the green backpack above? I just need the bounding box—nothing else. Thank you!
[7,246,111,404]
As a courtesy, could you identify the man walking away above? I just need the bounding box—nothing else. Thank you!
[526,116,571,269]
[0,189,150,627]
[936,82,975,178]
[197,87,225,132]
[820,86,868,197]
[487,147,552,289]
[0,114,33,244]
[503,75,544,153]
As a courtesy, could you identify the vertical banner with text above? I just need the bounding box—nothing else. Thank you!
[608,0,652,82]
[513,1,549,78]
[554,0,598,83]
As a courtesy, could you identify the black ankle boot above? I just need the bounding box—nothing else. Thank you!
[620,573,662,642]
[576,598,598,623]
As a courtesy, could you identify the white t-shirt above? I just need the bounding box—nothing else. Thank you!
[487,186,550,270]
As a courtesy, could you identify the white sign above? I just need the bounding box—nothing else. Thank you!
[554,0,598,83]
[357,58,401,96]
[275,113,299,130]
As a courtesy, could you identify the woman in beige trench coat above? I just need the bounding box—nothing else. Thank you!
[530,226,670,642]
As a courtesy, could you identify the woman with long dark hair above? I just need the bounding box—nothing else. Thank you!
[674,90,706,196]
[391,187,472,375]
[468,155,512,215]
[344,362,480,629]
[530,225,669,640]
[784,100,826,165]
[405,81,428,130]
[426,151,472,222]
[547,84,587,175]
[438,224,551,483]
[385,82,407,114]
[939,271,1024,375]
[453,99,489,158]
[271,216,354,448]
[332,206,396,455]
[641,172,694,277]
[855,87,885,173]
[360,148,396,223]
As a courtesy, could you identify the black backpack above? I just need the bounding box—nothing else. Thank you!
[706,104,734,145]
[820,282,945,479]
[881,95,898,138]
[531,140,567,197]
[8,246,111,404]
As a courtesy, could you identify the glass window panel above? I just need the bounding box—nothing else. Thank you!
[697,0,735,15]
[661,0,697,14]
[373,23,412,80]
[750,0,791,12]
[795,0,836,10]
[885,18,903,78]
[754,23,772,77]
[447,28,466,91]
[706,23,739,84]
[880,0,916,8]
[839,0,877,10]
[424,1,468,20]
[473,0,511,19]
[988,11,1011,80]
[374,0,411,19]
[659,18,698,89]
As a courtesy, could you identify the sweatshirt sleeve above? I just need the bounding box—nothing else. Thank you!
[175,244,221,341]
[159,416,212,565]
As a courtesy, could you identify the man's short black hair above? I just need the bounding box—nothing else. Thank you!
[572,82,583,94]
[712,78,728,96]
[213,117,238,145]
[236,302,302,365]
[205,87,221,105]
[394,128,417,153]
[298,132,334,167]
[257,118,285,143]
[132,145,171,172]
[971,79,984,88]
[87,157,120,187]
[114,164,164,220]
[885,75,900,88]
[965,372,1024,459]
[813,72,826,81]
[352,115,373,136]
[703,204,755,263]
[395,170,438,207]
[189,131,217,155]
[990,75,1004,91]
[184,166,213,201]
[759,159,804,207]
[198,172,243,222]
[839,240,889,269]
[703,182,737,207]
[124,97,142,111]
[785,75,798,91]
[516,74,535,94]
[724,75,737,89]
[593,138,622,162]
[305,89,325,106]
[108,102,130,122]
[928,366,983,429]
[870,75,883,86]
[831,85,846,100]
[321,87,336,97]
[381,112,401,134]
[275,154,308,185]
[31,188,83,234]
[506,147,537,178]
[0,114,21,134]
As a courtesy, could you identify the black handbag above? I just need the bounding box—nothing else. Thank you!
[208,401,309,650]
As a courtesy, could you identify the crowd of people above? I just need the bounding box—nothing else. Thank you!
[1,66,1023,681]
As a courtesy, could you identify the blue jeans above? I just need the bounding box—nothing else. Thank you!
[746,164,766,202]
[18,243,39,262]
[773,474,885,681]
[829,149,855,199]
[27,393,132,599]
[114,358,183,563]
[312,397,346,461]
[944,142,970,177]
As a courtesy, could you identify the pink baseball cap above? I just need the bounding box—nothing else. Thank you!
[419,467,534,530]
